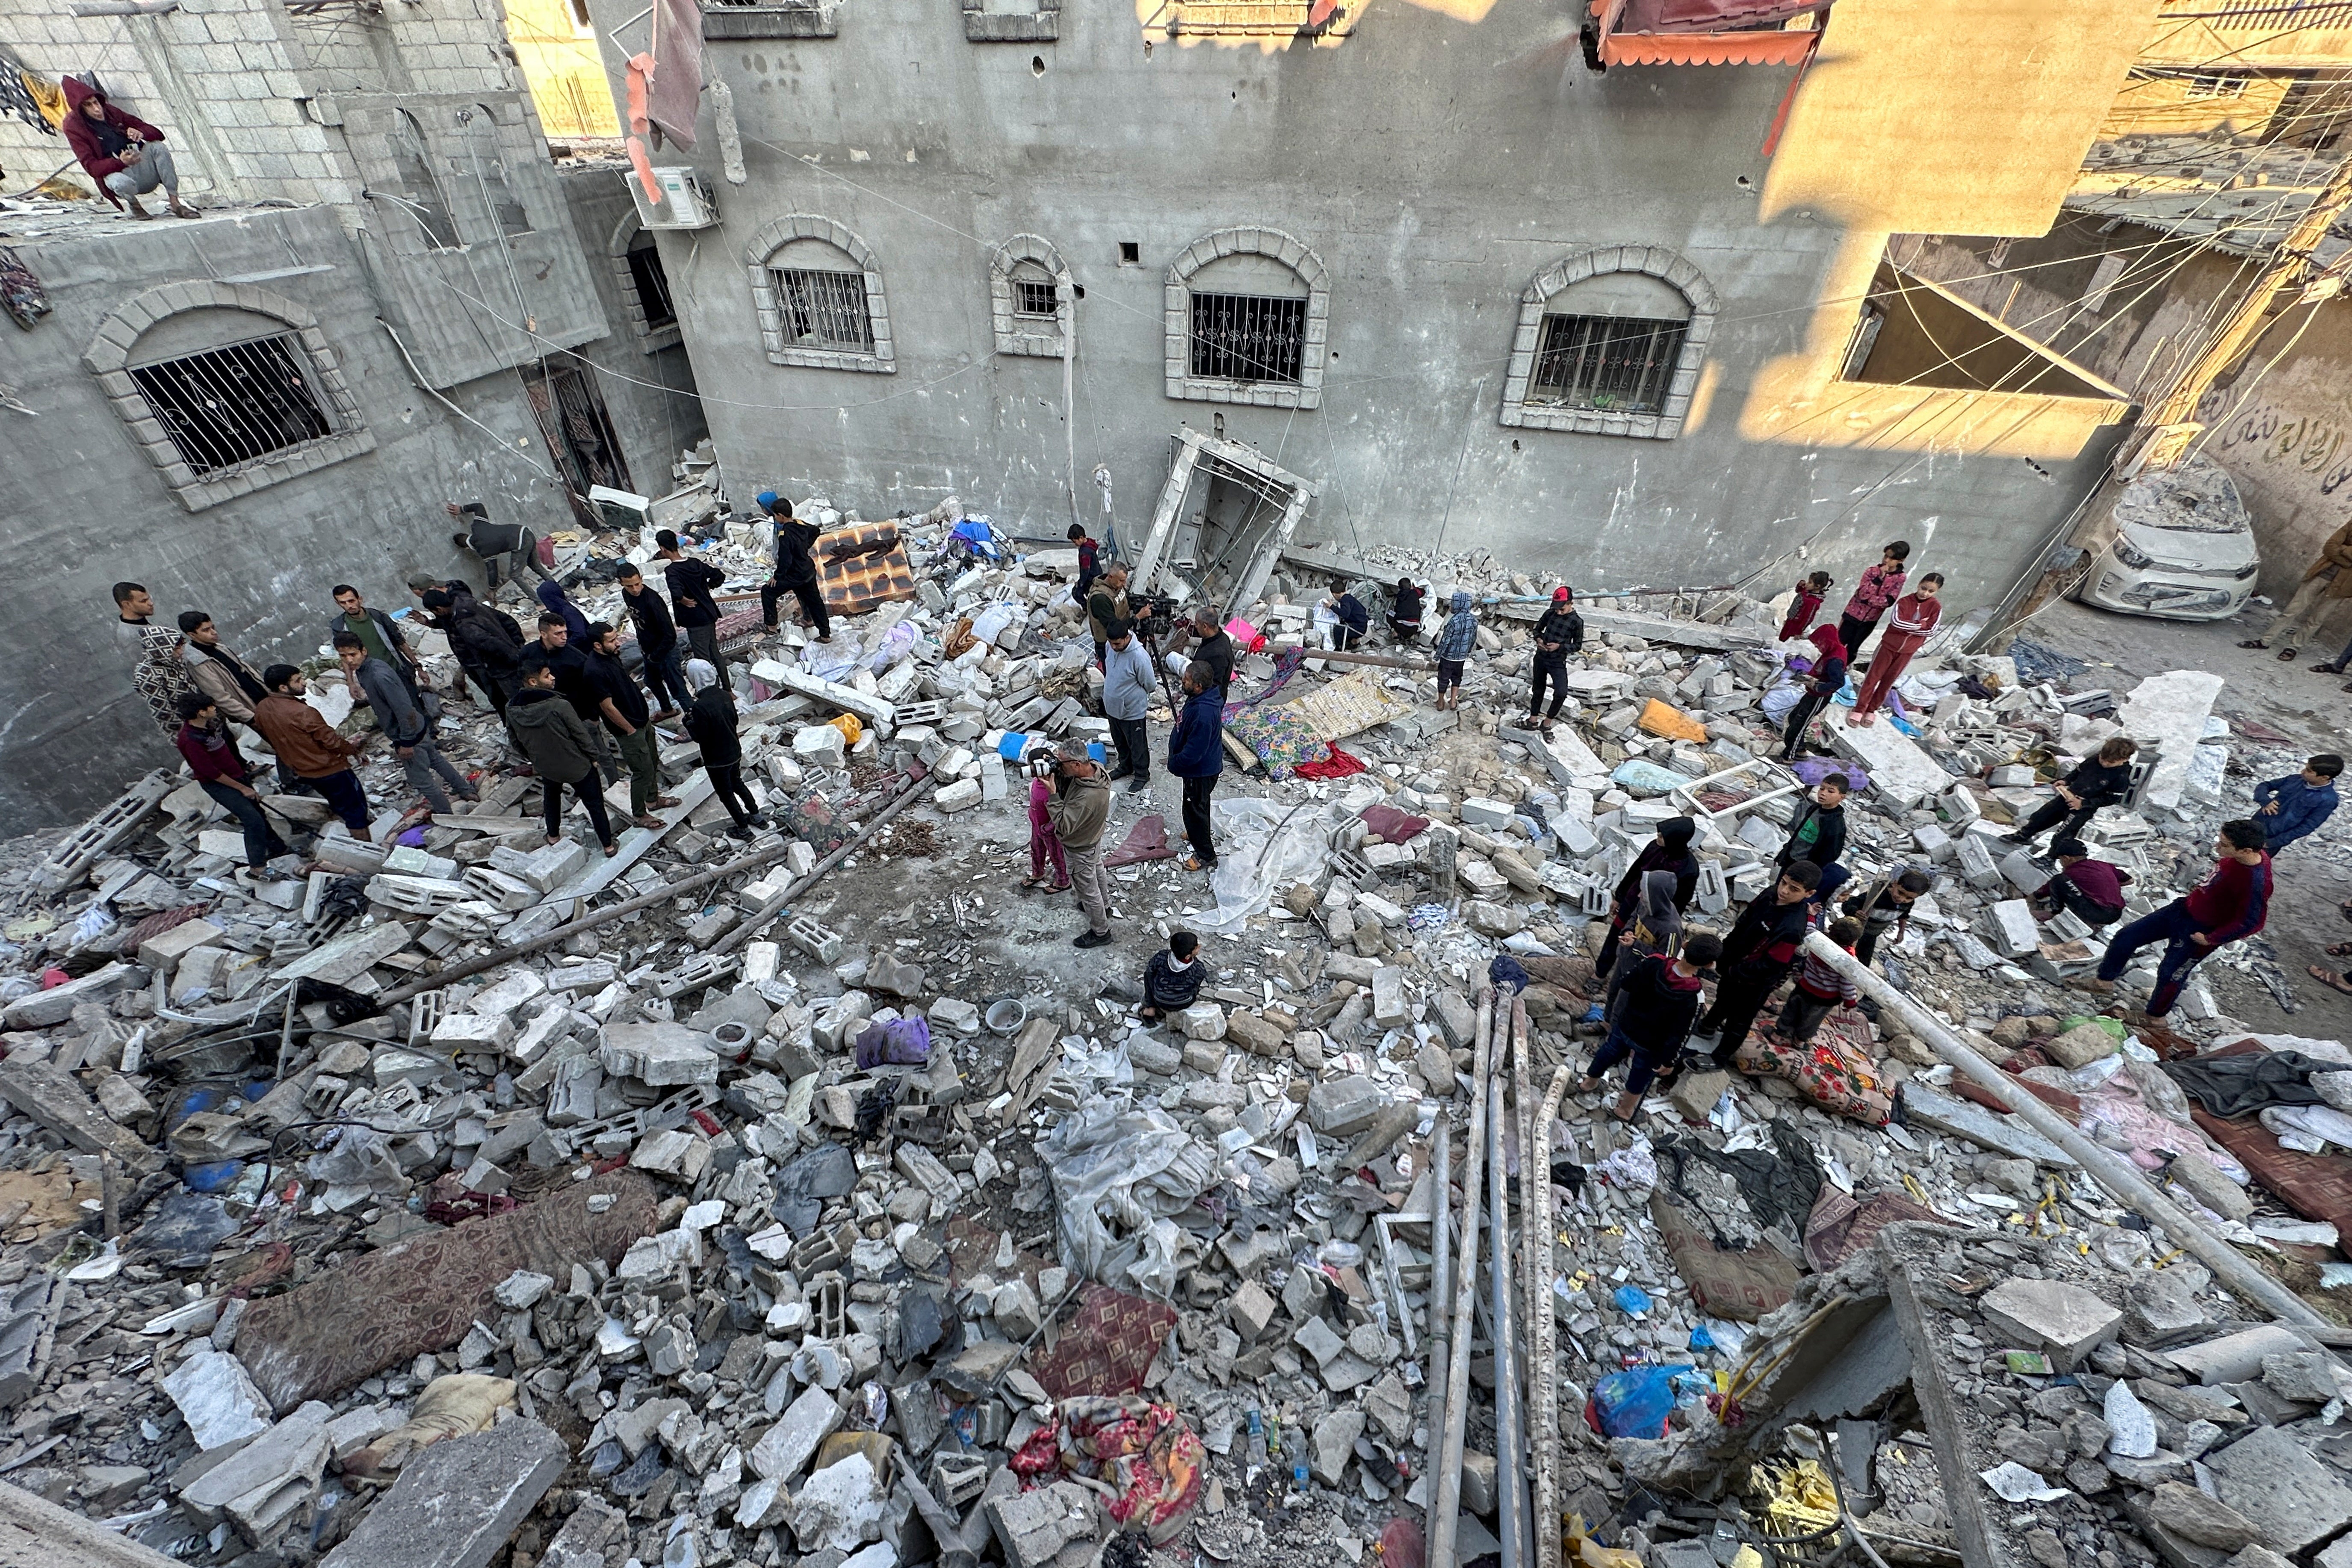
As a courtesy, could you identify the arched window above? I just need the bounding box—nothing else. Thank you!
[82,282,375,512]
[743,215,895,373]
[1499,245,1717,440]
[387,109,459,251]
[989,234,1073,358]
[609,211,681,352]
[457,103,532,237]
[1165,227,1327,410]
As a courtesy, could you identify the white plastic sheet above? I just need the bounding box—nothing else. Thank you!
[1185,797,1343,936]
[1040,1096,1217,1298]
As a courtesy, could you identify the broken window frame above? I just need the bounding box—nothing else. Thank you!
[610,213,683,353]
[1129,425,1319,616]
[1499,244,1715,440]
[1164,227,1328,410]
[455,103,533,239]
[744,214,896,373]
[701,0,838,40]
[387,108,461,252]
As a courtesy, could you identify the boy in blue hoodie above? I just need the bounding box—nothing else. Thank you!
[2253,754,2341,854]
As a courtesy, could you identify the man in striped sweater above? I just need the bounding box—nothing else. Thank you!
[2073,819,2269,1017]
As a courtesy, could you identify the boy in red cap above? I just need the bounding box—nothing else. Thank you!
[1527,586,1584,735]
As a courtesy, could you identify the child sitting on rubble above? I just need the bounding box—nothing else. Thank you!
[1765,916,1863,1048]
[2031,837,2130,929]
[1578,932,1720,1122]
[1138,930,1205,1023]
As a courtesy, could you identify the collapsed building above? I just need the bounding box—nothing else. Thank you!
[2,473,2352,1568]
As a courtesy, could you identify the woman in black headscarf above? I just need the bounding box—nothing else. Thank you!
[1595,816,1700,981]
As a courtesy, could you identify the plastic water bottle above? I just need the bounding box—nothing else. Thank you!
[1245,1407,1268,1479]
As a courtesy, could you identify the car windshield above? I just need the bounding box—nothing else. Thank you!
[2114,455,2249,534]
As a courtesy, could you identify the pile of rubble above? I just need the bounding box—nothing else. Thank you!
[0,504,2346,1568]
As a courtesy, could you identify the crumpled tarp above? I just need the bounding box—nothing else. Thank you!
[1040,1098,1217,1297]
[1103,814,1178,868]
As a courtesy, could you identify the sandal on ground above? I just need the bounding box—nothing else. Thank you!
[2281,648,2301,661]
[2316,664,2345,676]
[2238,639,2270,650]
[602,842,621,857]
[2325,942,2352,957]
[1021,874,1048,890]
[1044,881,1071,895]
[1183,856,1216,872]
[2311,965,2352,997]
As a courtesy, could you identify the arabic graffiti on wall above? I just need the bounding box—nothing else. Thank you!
[2200,387,2352,497]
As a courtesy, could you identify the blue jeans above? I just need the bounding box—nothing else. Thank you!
[201,781,291,868]
[1585,1022,1677,1097]
[2095,900,2208,1016]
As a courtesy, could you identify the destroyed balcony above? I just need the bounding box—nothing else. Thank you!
[1581,0,1826,70]
[1140,0,1357,47]
[701,0,837,40]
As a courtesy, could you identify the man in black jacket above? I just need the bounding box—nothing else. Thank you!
[1776,775,1849,876]
[587,622,678,828]
[1176,606,1233,699]
[424,589,525,714]
[1527,586,1584,734]
[617,563,688,721]
[1697,861,1822,1068]
[535,615,618,785]
[756,493,832,643]
[446,501,550,590]
[658,529,729,669]
[2001,737,2138,851]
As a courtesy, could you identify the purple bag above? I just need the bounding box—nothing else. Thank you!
[853,1016,932,1069]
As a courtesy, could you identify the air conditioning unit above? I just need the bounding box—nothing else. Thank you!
[629,165,718,230]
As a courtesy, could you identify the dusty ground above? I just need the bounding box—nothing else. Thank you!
[2024,595,2352,1040]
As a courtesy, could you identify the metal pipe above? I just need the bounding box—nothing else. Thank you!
[1429,991,1493,1568]
[1801,931,2329,1329]
[1489,1042,1523,1568]
[1510,996,1543,1568]
[1528,1052,1571,1568]
[712,777,940,954]
[1427,1119,1451,1497]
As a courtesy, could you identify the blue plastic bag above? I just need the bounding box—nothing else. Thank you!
[1591,1364,1693,1439]
[1613,1285,1653,1316]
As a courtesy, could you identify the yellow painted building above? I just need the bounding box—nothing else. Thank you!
[505,0,622,140]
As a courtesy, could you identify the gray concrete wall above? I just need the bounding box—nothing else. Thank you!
[559,163,711,492]
[0,205,579,830]
[591,0,2116,610]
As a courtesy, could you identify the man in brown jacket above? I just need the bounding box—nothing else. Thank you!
[1045,738,1115,948]
[251,666,372,837]
[2241,520,2352,661]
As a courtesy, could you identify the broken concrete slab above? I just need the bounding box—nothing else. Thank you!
[163,1349,272,1450]
[1826,720,1956,808]
[2207,1424,2352,1553]
[750,1386,844,1484]
[0,1058,161,1172]
[1900,1084,2075,1169]
[2117,670,2225,812]
[319,1417,564,1568]
[2166,1325,2308,1386]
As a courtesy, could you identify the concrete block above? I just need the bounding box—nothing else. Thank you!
[1459,797,1513,830]
[1977,1277,2121,1370]
[1989,900,2039,957]
[1370,966,1410,1028]
[599,1023,721,1086]
[1954,831,2002,889]
[3,963,132,1029]
[1176,1004,1226,1041]
[1225,1012,1288,1057]
[794,725,848,769]
[935,778,982,813]
[1306,1075,1386,1137]
[431,1012,514,1055]
[319,1417,564,1568]
[139,918,225,977]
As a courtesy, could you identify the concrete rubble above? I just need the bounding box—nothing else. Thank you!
[0,514,2348,1568]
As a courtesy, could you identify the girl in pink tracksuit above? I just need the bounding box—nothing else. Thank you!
[1848,575,1944,725]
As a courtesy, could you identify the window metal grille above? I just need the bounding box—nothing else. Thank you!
[1014,278,1059,318]
[1529,313,1687,414]
[774,267,875,353]
[129,334,336,477]
[2184,71,2253,99]
[628,236,678,331]
[1189,291,1305,383]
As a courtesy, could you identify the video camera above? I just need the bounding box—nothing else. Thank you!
[1127,592,1183,641]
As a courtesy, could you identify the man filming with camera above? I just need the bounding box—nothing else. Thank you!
[1036,738,1116,949]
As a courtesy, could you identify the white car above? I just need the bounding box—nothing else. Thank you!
[2075,454,2261,621]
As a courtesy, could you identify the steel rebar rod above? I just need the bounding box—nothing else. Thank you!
[1489,1041,1523,1568]
[1427,1119,1452,1505]
[1801,931,2328,1329]
[1528,1055,1571,1568]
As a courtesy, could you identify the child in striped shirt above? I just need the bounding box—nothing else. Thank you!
[1772,917,1863,1046]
